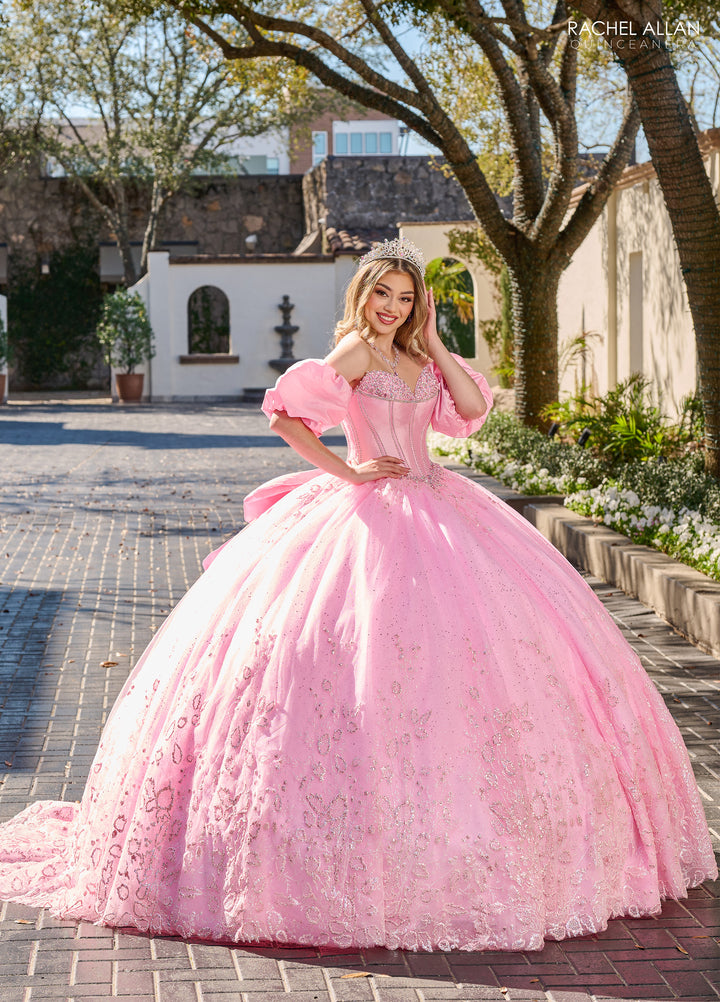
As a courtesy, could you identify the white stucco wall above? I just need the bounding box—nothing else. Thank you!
[132,252,342,401]
[559,164,699,416]
[130,226,505,402]
[557,205,609,398]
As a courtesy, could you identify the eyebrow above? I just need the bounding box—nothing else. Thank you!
[375,281,414,295]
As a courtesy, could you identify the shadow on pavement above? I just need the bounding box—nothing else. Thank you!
[0,586,65,768]
[0,416,346,451]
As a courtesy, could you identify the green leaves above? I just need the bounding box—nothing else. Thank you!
[96,289,156,373]
[425,256,475,356]
[541,374,691,463]
[8,244,103,388]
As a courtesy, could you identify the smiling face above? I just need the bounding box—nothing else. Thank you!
[364,270,416,339]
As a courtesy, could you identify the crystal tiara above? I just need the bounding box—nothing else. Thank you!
[357,237,426,274]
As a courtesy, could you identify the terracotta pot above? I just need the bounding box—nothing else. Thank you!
[0,373,6,404]
[115,372,144,402]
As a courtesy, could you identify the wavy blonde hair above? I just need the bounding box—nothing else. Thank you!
[334,258,428,360]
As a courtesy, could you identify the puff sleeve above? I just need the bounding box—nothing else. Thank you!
[430,353,494,438]
[262,358,352,437]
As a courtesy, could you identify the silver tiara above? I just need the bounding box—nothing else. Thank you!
[358,237,425,273]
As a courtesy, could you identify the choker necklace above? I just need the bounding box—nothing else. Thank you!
[368,339,400,373]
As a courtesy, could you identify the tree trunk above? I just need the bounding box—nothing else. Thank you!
[508,259,562,427]
[118,235,138,287]
[140,183,166,278]
[112,181,138,287]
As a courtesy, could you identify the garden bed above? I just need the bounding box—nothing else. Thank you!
[429,410,720,584]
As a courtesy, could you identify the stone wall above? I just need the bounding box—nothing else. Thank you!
[303,156,475,235]
[160,176,305,256]
[0,158,475,274]
[0,158,478,390]
[0,172,306,272]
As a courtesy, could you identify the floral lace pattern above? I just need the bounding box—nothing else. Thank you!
[0,356,715,952]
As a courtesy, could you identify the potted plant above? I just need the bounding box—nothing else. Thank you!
[96,289,155,402]
[0,309,9,404]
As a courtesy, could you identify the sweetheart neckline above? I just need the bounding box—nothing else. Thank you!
[356,362,435,398]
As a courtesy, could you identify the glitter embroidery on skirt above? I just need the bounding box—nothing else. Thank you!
[0,355,715,952]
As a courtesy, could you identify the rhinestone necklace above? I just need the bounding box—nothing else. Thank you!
[368,338,400,373]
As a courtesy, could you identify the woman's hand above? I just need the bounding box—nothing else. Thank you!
[423,288,444,359]
[344,456,410,484]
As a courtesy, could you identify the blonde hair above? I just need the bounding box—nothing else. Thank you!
[334,258,428,360]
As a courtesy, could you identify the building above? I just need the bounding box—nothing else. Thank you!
[556,129,720,415]
[0,152,487,397]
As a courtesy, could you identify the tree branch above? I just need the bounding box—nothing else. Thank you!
[451,0,545,221]
[211,0,425,111]
[555,91,641,263]
[173,7,447,150]
[174,2,518,261]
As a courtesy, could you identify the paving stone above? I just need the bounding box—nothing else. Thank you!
[371,989,424,1002]
[231,956,283,979]
[156,978,201,1002]
[395,988,508,1000]
[115,969,155,995]
[545,994,598,1002]
[333,978,378,1000]
[234,993,331,1002]
[72,959,113,984]
[1,399,720,1002]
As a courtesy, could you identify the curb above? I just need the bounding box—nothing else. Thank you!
[447,464,720,660]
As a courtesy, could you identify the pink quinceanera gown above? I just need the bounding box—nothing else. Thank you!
[0,356,715,952]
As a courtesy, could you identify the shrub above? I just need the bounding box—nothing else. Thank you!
[429,409,720,581]
[96,290,156,374]
[613,456,720,524]
[565,483,720,582]
[8,244,103,389]
[431,411,607,493]
[541,374,682,461]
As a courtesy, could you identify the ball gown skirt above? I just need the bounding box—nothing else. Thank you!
[0,356,715,953]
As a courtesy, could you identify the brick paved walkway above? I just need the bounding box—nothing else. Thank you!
[0,401,718,1002]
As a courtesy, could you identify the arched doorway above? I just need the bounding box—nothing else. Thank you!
[424,257,475,357]
[187,286,230,354]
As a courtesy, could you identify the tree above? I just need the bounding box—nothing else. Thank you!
[0,17,43,177]
[152,0,640,431]
[3,0,292,284]
[566,0,720,476]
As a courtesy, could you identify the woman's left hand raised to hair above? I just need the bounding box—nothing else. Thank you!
[423,288,444,359]
[422,287,488,422]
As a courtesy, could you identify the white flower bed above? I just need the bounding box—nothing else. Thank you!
[565,484,720,581]
[428,430,720,582]
[428,431,586,494]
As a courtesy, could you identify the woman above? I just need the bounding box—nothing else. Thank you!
[0,238,715,953]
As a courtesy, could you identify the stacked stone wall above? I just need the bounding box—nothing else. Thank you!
[303,156,475,234]
[0,173,306,269]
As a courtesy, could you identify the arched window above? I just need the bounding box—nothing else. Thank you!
[424,257,475,357]
[187,286,230,354]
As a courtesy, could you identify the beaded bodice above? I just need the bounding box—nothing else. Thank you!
[343,364,439,480]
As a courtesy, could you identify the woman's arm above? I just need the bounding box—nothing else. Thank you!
[424,290,488,421]
[269,337,409,484]
[268,412,409,484]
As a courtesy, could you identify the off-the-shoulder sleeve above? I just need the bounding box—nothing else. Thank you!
[431,353,493,438]
[262,358,352,436]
